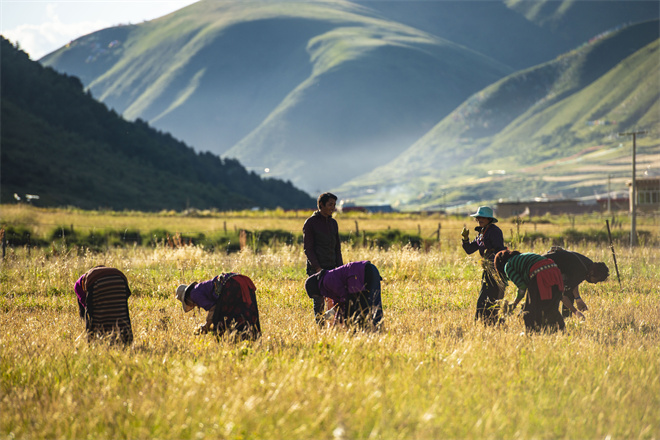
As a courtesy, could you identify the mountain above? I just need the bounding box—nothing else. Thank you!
[352,0,569,71]
[37,0,658,196]
[39,0,512,193]
[0,37,314,211]
[350,1,659,84]
[336,20,660,209]
[504,0,658,42]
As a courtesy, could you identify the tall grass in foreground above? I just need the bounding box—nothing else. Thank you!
[1,243,659,439]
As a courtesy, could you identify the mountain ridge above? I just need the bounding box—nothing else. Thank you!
[35,0,659,200]
[39,0,518,191]
[336,20,659,209]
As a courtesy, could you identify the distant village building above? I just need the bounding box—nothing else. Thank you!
[495,199,594,218]
[338,200,396,213]
[494,179,660,217]
[629,177,660,213]
[595,191,630,212]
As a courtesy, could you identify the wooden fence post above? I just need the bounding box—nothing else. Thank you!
[606,219,622,287]
[239,229,248,251]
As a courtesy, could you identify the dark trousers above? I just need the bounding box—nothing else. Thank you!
[475,269,502,324]
[523,282,565,333]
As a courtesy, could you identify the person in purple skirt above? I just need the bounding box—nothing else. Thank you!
[305,260,383,329]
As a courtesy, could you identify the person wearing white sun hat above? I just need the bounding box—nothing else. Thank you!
[175,273,261,339]
[461,206,507,324]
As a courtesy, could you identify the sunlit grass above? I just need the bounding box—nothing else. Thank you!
[1,208,659,438]
[2,204,656,252]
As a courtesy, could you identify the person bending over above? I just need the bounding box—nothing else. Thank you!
[74,265,133,344]
[494,250,565,333]
[305,261,383,329]
[176,273,261,340]
[543,247,609,319]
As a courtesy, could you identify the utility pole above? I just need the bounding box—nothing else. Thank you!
[618,130,647,246]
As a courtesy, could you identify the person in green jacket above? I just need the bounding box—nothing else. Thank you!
[494,249,565,333]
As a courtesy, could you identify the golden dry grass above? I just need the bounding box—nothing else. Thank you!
[2,203,652,249]
[1,207,659,439]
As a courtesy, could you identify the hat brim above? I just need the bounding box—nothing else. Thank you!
[176,283,196,312]
[470,213,498,223]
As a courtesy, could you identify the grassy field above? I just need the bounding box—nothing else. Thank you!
[1,203,654,247]
[1,206,659,439]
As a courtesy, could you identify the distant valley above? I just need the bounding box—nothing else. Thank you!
[33,0,659,208]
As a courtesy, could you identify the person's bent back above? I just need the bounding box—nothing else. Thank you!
[74,266,133,344]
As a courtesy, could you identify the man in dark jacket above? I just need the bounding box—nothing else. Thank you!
[303,192,343,321]
[543,247,609,319]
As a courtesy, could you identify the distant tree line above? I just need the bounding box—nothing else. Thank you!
[0,37,314,211]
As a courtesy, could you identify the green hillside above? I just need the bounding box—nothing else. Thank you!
[39,0,511,192]
[358,0,658,70]
[337,20,660,209]
[0,37,314,211]
[223,21,510,193]
[36,0,658,196]
[505,0,658,42]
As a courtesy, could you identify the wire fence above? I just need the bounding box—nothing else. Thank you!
[2,210,658,258]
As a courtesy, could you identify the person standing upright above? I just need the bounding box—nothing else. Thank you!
[303,192,343,322]
[461,206,507,324]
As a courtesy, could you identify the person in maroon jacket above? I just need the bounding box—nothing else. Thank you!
[305,260,383,329]
[74,265,133,344]
[176,273,261,340]
[303,192,343,321]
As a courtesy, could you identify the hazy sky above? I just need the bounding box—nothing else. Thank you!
[1,0,200,60]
